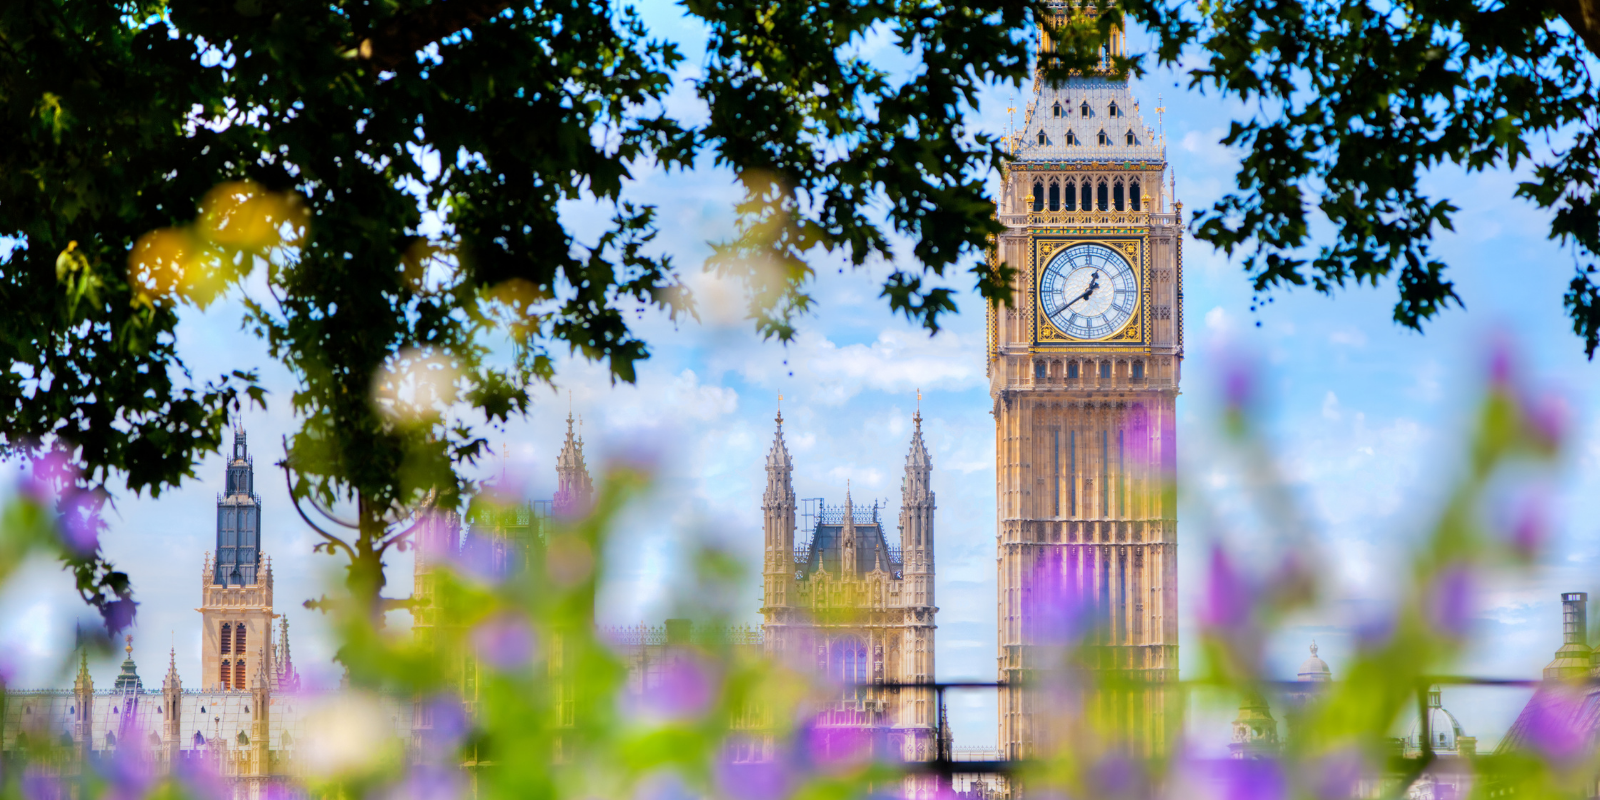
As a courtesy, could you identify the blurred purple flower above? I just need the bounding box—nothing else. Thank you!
[172,749,230,800]
[1426,565,1474,639]
[715,758,790,800]
[98,736,157,800]
[1526,392,1568,449]
[21,768,62,800]
[1090,753,1139,796]
[803,724,872,771]
[1222,354,1257,413]
[419,694,469,754]
[1200,544,1250,631]
[632,654,718,721]
[1311,749,1365,800]
[451,534,510,583]
[1215,757,1287,800]
[386,765,465,800]
[1488,333,1515,388]
[469,612,536,670]
[1519,688,1589,764]
[634,771,697,800]
[1030,551,1094,645]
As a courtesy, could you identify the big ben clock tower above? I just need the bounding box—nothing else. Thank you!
[989,5,1182,762]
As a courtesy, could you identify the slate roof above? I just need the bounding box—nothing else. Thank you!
[1016,77,1164,164]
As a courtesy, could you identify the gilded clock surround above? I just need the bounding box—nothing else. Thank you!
[1032,235,1147,346]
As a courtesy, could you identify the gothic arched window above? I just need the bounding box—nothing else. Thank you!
[1063,180,1076,211]
[1113,182,1125,211]
[220,623,231,654]
[1132,360,1145,380]
[1067,361,1080,379]
[1034,361,1046,379]
[1048,182,1060,211]
[1100,360,1112,379]
[832,637,868,684]
[235,623,246,654]
[1097,182,1109,210]
[1130,180,1142,211]
[235,660,246,689]
[1052,103,1062,117]
[1080,101,1090,118]
[1126,130,1137,146]
[1097,129,1109,146]
[1081,182,1093,211]
[1032,181,1043,212]
[1108,102,1120,117]
[1065,130,1078,145]
[1037,130,1046,145]
[220,660,231,690]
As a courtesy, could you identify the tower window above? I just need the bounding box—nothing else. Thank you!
[1130,180,1142,211]
[220,660,230,690]
[235,660,246,690]
[1100,360,1111,379]
[1032,181,1044,212]
[1097,129,1109,146]
[1080,101,1090,118]
[1037,131,1046,145]
[1052,103,1062,117]
[1034,361,1047,379]
[1126,131,1137,145]
[1081,182,1093,211]
[1067,361,1079,379]
[1065,130,1078,145]
[1048,182,1060,211]
[1132,360,1145,380]
[1114,182,1125,211]
[220,623,231,655]
[1108,102,1120,117]
[1063,180,1076,211]
[235,623,246,655]
[1097,182,1109,210]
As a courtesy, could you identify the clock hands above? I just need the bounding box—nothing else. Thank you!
[1066,271,1103,310]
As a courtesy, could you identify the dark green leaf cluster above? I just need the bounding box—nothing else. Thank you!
[0,0,1048,617]
[1124,0,1600,353]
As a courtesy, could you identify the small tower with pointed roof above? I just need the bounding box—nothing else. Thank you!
[762,402,797,616]
[554,411,594,516]
[72,647,93,760]
[162,645,183,764]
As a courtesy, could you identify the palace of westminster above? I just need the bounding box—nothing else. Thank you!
[1,7,1593,799]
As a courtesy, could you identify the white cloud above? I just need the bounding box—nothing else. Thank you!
[1322,391,1342,422]
[1329,328,1368,347]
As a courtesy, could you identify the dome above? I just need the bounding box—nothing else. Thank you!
[1298,641,1332,682]
[1408,687,1467,752]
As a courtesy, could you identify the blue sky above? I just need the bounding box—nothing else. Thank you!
[5,6,1599,756]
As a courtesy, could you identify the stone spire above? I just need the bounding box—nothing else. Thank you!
[72,646,93,761]
[900,398,935,608]
[762,401,798,616]
[553,410,594,516]
[276,616,301,692]
[840,482,858,577]
[250,644,272,776]
[162,644,182,763]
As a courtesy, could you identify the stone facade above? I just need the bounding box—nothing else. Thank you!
[989,1,1183,762]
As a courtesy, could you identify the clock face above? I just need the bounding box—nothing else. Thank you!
[1039,243,1139,340]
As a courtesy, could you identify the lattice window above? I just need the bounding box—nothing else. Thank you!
[235,660,246,690]
[220,623,231,655]
[220,660,230,690]
[235,623,246,655]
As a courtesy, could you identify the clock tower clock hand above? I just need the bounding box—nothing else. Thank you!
[1067,272,1102,310]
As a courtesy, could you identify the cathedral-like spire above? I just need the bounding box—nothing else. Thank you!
[554,410,594,516]
[113,634,143,693]
[765,400,793,495]
[276,617,301,692]
[841,481,858,577]
[164,644,181,691]
[216,423,263,586]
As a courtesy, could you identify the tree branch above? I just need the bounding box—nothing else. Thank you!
[358,0,513,71]
[1549,0,1600,60]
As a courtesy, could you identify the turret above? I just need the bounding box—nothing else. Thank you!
[162,646,182,764]
[275,617,301,692]
[840,483,858,578]
[762,406,797,611]
[554,412,594,516]
[72,648,93,761]
[215,426,263,587]
[1229,690,1280,759]
[899,399,935,609]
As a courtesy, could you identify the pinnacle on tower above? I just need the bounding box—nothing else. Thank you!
[554,409,594,516]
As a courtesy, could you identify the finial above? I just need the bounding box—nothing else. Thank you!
[914,389,922,428]
[776,393,783,426]
[1310,640,1318,657]
[125,635,133,658]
